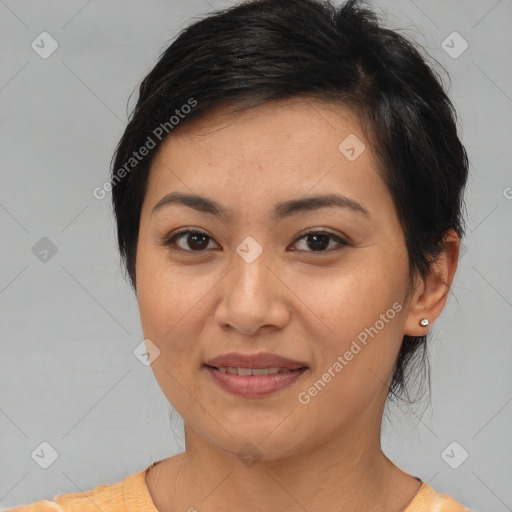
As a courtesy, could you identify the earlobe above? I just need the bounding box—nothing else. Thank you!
[403,230,460,336]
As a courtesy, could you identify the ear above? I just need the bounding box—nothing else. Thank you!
[404,229,460,336]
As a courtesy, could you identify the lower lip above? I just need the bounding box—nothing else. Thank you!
[205,366,308,398]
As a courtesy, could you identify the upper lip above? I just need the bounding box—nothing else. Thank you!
[205,352,308,370]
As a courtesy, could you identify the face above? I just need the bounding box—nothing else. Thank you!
[135,98,414,460]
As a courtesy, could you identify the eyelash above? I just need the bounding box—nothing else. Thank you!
[162,229,348,255]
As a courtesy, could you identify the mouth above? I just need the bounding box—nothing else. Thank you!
[205,365,306,375]
[204,364,308,397]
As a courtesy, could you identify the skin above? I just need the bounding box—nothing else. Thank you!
[135,97,460,512]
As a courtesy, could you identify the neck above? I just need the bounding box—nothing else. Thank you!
[148,401,420,512]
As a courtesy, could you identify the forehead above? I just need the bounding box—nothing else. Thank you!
[143,98,391,219]
[171,97,365,153]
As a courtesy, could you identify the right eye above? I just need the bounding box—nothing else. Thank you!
[163,229,220,253]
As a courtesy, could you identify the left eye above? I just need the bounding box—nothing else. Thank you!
[291,230,347,253]
[163,229,347,254]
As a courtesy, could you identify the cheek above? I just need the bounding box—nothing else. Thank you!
[137,243,202,337]
[135,244,223,398]
[136,246,185,366]
[295,256,405,337]
[294,256,407,388]
[294,281,406,429]
[135,246,210,412]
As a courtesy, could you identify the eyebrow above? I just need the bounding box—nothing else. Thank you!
[151,191,370,220]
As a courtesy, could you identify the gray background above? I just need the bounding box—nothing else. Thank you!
[1,0,511,510]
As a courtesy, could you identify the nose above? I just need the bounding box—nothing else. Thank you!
[214,249,291,336]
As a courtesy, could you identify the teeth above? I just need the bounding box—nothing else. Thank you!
[252,368,269,375]
[215,366,297,375]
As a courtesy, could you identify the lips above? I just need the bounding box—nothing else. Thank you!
[203,352,309,398]
[204,351,308,371]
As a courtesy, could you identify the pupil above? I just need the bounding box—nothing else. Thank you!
[189,233,209,250]
[308,234,329,251]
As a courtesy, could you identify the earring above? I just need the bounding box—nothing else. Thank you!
[419,318,430,327]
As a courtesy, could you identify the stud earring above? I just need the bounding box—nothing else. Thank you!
[419,318,430,327]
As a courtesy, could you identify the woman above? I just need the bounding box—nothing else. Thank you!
[8,0,472,510]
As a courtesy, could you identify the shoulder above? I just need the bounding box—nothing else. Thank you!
[2,501,64,512]
[405,482,473,512]
[2,465,156,512]
[2,480,122,512]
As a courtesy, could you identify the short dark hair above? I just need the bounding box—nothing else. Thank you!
[111,0,469,402]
